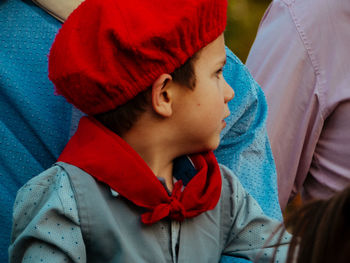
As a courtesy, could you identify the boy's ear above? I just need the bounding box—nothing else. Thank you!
[151,74,174,117]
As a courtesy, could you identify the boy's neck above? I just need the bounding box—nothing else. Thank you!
[122,123,179,192]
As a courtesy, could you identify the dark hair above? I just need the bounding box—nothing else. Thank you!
[271,186,350,263]
[94,54,197,135]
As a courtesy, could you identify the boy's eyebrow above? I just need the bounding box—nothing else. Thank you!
[217,58,227,67]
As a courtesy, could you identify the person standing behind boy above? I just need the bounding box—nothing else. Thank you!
[9,0,290,262]
[246,0,350,210]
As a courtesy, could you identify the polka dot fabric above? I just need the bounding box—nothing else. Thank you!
[10,166,85,262]
[217,49,282,263]
[216,48,282,221]
[9,163,290,262]
[0,1,72,261]
[220,166,288,263]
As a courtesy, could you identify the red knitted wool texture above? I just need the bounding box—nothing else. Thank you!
[48,0,228,115]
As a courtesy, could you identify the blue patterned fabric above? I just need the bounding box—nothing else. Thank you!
[0,1,281,261]
[217,48,282,221]
[0,1,72,262]
[217,49,282,263]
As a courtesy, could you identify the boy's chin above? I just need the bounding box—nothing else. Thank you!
[197,139,221,153]
[209,136,222,151]
[182,136,221,156]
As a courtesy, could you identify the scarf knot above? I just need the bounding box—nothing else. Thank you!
[168,197,186,221]
[141,200,186,224]
[141,181,186,224]
[168,181,185,221]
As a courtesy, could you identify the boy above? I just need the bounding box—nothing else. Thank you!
[9,0,290,262]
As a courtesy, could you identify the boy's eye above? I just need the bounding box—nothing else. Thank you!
[215,68,223,78]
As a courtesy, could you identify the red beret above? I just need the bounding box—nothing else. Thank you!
[49,0,227,115]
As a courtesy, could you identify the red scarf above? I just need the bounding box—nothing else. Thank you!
[58,117,222,224]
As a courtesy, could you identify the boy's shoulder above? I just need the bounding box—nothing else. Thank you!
[14,164,76,211]
[218,163,244,196]
[218,163,267,219]
[12,164,80,238]
[17,165,67,192]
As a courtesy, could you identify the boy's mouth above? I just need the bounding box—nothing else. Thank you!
[222,112,230,129]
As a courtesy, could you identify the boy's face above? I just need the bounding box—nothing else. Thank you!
[173,34,234,152]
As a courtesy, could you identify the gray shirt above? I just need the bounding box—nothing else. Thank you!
[9,163,290,262]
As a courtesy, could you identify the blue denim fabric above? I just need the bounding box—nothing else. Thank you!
[217,48,282,263]
[0,1,72,261]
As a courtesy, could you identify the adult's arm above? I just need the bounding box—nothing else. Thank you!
[246,0,350,209]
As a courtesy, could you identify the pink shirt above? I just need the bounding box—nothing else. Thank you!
[246,0,350,209]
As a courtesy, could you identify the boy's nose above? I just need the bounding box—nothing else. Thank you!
[224,80,234,103]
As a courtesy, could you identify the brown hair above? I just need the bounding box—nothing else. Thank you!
[271,186,350,263]
[95,54,197,135]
